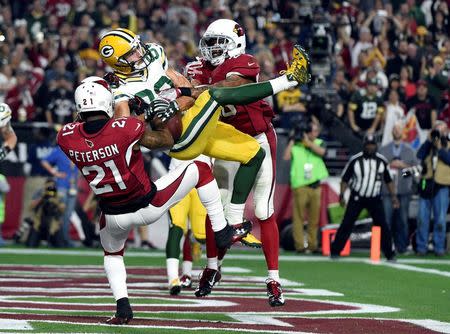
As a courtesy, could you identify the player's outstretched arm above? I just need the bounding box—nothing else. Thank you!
[166,68,195,111]
[138,127,174,150]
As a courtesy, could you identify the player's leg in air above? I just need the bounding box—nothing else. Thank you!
[168,45,310,228]
[102,159,245,324]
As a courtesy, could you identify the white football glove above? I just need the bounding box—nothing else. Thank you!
[184,57,204,80]
[158,88,181,102]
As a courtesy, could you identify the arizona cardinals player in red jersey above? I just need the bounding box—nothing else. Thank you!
[185,19,284,306]
[57,77,251,325]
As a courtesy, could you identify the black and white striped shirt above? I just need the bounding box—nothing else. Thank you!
[341,152,392,198]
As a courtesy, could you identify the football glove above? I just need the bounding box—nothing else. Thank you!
[145,99,180,123]
[159,101,180,122]
[159,87,192,101]
[158,88,181,101]
[128,96,149,116]
[103,72,120,89]
[0,145,11,161]
[184,57,204,80]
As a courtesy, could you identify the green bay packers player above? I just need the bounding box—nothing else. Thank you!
[0,103,17,161]
[166,155,209,295]
[99,28,310,228]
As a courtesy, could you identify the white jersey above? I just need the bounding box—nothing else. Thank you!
[113,43,172,104]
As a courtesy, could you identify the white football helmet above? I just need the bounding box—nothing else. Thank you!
[199,19,246,66]
[75,77,113,119]
[0,103,12,127]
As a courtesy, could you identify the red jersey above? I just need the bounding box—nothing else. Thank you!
[192,54,274,137]
[57,117,155,214]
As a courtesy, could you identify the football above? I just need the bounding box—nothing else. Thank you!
[166,111,182,142]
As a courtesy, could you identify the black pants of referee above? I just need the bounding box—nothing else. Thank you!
[331,194,395,259]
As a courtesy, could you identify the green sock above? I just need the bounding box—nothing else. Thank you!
[210,81,273,106]
[231,148,265,204]
[165,224,183,259]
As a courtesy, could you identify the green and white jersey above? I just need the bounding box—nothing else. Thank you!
[113,43,174,104]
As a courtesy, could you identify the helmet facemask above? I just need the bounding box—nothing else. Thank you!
[199,35,236,66]
[119,36,151,73]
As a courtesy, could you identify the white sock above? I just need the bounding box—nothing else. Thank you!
[166,258,179,285]
[197,181,227,232]
[269,75,298,94]
[207,257,218,270]
[182,261,192,276]
[268,270,280,282]
[104,255,128,301]
[226,203,246,226]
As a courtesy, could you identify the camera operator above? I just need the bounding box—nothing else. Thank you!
[283,120,328,253]
[26,178,65,248]
[415,121,450,256]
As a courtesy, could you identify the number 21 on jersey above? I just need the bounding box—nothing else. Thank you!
[82,159,127,195]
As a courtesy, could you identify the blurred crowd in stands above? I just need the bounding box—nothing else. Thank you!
[0,0,449,253]
[0,0,448,139]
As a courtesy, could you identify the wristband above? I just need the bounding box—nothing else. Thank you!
[178,87,192,97]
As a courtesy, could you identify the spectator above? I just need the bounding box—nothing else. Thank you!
[45,75,75,125]
[415,121,450,256]
[406,80,437,143]
[379,123,418,254]
[5,68,39,121]
[399,65,417,100]
[41,146,79,247]
[425,56,448,109]
[429,10,448,45]
[348,77,384,134]
[351,27,373,69]
[283,121,328,253]
[0,64,16,103]
[385,40,409,78]
[358,65,388,92]
[386,73,406,103]
[382,90,406,146]
[276,87,306,113]
[271,27,294,74]
[331,134,398,260]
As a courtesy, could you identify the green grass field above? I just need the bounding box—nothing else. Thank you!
[0,246,449,333]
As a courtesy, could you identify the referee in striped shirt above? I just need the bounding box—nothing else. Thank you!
[331,134,399,260]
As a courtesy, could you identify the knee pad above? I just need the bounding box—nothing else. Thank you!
[254,207,274,221]
[255,209,274,221]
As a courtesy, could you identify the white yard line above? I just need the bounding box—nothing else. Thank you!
[0,319,32,330]
[2,248,450,264]
[2,249,450,279]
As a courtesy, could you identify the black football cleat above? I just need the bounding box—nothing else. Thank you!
[106,297,133,325]
[231,220,252,244]
[266,279,285,307]
[214,221,252,249]
[194,268,221,297]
